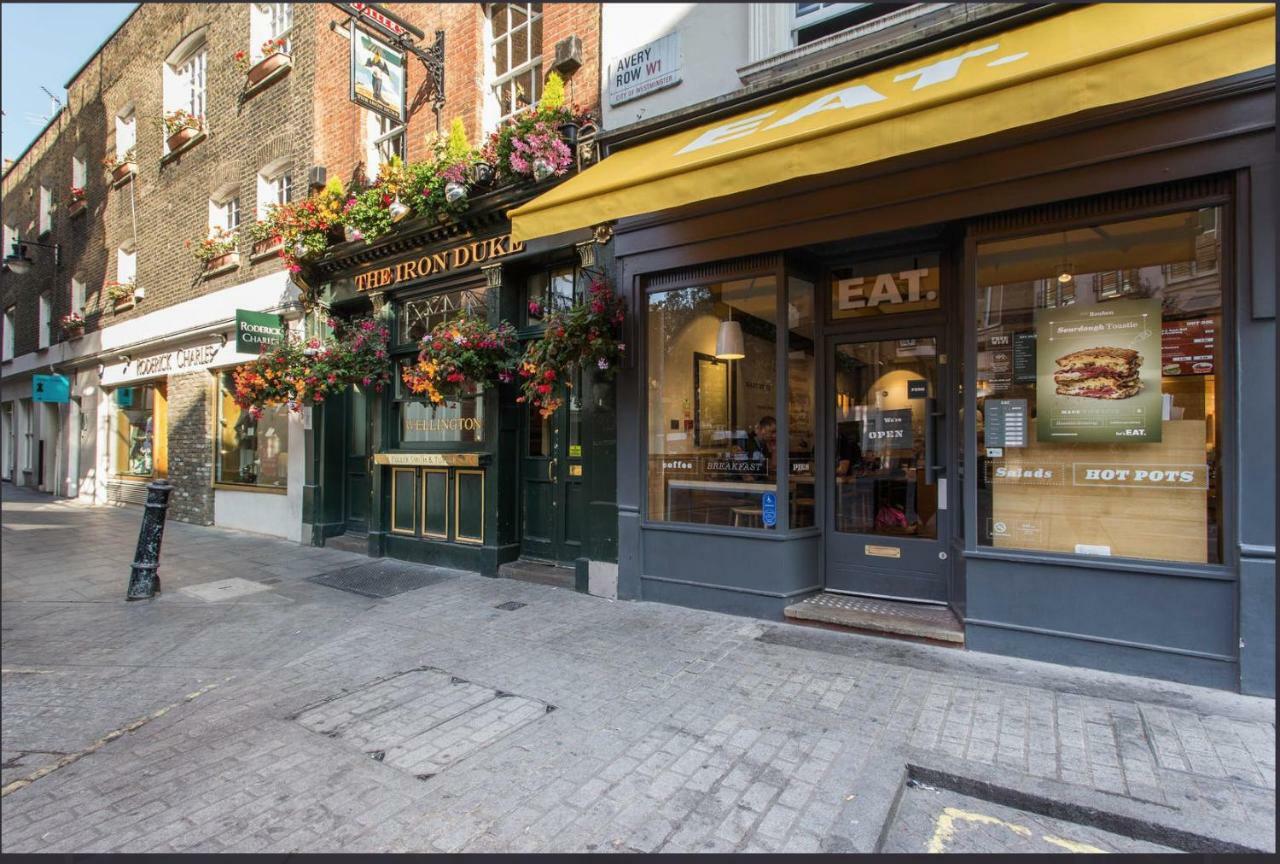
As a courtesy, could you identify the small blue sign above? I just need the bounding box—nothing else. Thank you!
[32,374,70,403]
[115,387,134,408]
[761,491,777,528]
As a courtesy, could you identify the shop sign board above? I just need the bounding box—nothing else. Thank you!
[236,310,285,354]
[354,233,526,292]
[1035,298,1162,442]
[861,408,913,450]
[373,452,481,467]
[832,265,939,319]
[102,341,226,386]
[32,374,70,403]
[349,20,407,123]
[609,31,682,106]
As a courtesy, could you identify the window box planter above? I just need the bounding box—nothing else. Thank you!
[111,161,137,186]
[112,297,135,313]
[202,250,240,277]
[68,199,88,218]
[250,239,283,262]
[246,51,291,89]
[166,126,202,154]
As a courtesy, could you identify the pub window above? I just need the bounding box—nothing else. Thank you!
[524,262,577,325]
[111,384,158,478]
[250,3,294,58]
[364,110,405,182]
[647,274,779,529]
[215,371,288,489]
[399,285,490,344]
[974,206,1224,565]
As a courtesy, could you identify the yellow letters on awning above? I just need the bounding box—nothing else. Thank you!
[510,4,1275,243]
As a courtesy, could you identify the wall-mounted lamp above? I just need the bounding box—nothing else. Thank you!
[96,363,106,377]
[4,236,60,274]
[218,333,229,348]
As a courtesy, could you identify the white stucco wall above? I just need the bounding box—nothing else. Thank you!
[211,408,305,542]
[602,4,751,129]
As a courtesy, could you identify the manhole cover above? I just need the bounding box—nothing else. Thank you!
[179,577,273,602]
[306,560,461,598]
[495,601,527,611]
[293,668,553,777]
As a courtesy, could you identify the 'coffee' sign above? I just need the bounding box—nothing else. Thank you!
[355,233,526,293]
[833,265,940,319]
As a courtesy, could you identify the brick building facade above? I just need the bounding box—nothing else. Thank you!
[2,3,605,544]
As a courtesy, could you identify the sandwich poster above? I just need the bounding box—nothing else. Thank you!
[350,23,406,122]
[1035,297,1162,443]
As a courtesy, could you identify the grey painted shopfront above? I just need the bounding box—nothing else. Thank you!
[511,8,1276,694]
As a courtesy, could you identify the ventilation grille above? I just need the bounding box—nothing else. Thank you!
[971,176,1231,235]
[643,253,780,290]
[107,480,148,506]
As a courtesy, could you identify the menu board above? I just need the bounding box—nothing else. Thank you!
[1013,332,1037,383]
[987,334,1012,392]
[1161,317,1216,376]
[984,399,1028,448]
[1035,298,1162,443]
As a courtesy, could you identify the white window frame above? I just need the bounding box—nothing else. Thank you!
[38,292,51,350]
[163,33,207,151]
[72,147,88,190]
[71,277,86,315]
[38,184,52,235]
[256,159,293,219]
[250,3,294,59]
[117,245,137,286]
[2,224,15,260]
[484,2,544,129]
[209,186,242,235]
[364,110,405,181]
[115,105,137,159]
[3,306,15,362]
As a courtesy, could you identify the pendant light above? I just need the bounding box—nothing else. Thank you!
[715,305,745,360]
[1056,230,1073,284]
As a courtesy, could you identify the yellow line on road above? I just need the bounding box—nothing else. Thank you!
[927,806,1031,853]
[1043,834,1108,853]
[0,679,228,798]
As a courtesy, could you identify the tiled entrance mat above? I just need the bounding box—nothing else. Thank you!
[306,560,461,598]
[880,765,1266,854]
[290,667,555,779]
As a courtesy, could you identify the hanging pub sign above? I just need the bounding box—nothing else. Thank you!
[235,309,285,354]
[350,20,407,122]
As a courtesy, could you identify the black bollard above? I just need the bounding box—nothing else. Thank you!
[126,480,174,600]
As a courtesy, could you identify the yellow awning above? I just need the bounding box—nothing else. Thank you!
[511,3,1275,243]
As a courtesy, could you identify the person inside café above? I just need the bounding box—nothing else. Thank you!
[742,415,776,464]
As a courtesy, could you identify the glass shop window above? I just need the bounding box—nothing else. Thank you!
[215,371,288,488]
[399,285,490,344]
[974,206,1223,565]
[647,274,779,529]
[525,263,578,325]
[112,384,157,478]
[788,275,817,528]
[395,357,485,445]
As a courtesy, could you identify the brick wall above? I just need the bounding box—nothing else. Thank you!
[165,370,212,524]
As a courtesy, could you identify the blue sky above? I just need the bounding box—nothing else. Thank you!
[2,3,137,163]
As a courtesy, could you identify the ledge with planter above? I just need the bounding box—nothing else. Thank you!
[60,313,86,340]
[161,109,206,162]
[104,150,137,187]
[106,281,140,313]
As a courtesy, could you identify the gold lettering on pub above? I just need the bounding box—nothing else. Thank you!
[355,234,525,293]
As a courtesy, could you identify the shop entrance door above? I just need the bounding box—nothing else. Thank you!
[826,333,948,601]
[342,385,371,534]
[519,383,584,565]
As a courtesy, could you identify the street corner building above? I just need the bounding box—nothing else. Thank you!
[2,3,1275,698]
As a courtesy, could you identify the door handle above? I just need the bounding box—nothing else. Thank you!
[924,396,944,484]
[547,458,557,482]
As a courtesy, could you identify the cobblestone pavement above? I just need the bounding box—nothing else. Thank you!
[2,485,1275,853]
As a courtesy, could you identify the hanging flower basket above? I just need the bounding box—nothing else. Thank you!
[231,316,391,416]
[402,314,519,406]
[519,279,627,418]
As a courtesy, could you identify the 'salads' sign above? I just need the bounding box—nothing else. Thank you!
[355,233,525,293]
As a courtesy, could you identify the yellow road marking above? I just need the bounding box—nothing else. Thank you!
[0,679,227,798]
[1043,834,1108,853]
[927,806,1031,853]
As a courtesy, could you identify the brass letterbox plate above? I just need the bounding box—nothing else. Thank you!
[865,544,902,559]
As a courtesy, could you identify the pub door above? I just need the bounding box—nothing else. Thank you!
[341,384,372,534]
[519,382,584,565]
[826,330,949,601]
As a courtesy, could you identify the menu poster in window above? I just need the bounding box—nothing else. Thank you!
[1013,332,1037,383]
[1035,298,1162,443]
[1161,317,1216,375]
[984,398,1028,448]
[987,333,1012,392]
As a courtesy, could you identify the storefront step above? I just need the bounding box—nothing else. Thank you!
[498,560,576,591]
[784,593,964,645]
[324,533,371,556]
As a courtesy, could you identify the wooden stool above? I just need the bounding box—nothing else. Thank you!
[731,507,764,528]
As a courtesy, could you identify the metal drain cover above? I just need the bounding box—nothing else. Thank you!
[306,560,461,598]
[495,601,527,611]
[294,668,552,777]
